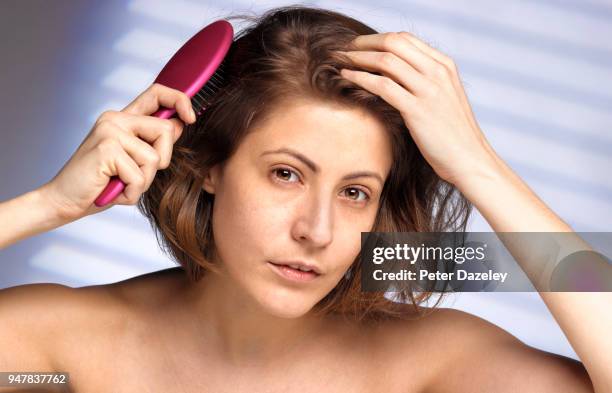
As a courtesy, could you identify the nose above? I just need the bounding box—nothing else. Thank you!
[291,188,334,248]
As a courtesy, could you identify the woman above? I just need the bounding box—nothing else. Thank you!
[0,5,607,392]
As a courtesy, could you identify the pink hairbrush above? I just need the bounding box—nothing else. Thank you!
[94,20,233,207]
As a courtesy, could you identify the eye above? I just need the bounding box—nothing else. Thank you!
[342,187,370,203]
[271,166,371,204]
[272,167,300,183]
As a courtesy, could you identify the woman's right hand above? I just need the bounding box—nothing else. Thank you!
[38,83,197,223]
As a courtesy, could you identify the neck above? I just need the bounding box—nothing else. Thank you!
[184,269,328,367]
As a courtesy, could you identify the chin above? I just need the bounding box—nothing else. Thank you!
[256,289,315,319]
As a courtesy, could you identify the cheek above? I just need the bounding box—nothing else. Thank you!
[210,175,291,267]
[332,209,379,279]
[334,221,364,271]
[228,178,291,234]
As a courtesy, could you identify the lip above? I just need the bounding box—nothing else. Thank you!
[269,259,323,275]
[268,261,321,282]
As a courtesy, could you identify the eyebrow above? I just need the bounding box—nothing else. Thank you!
[260,147,385,185]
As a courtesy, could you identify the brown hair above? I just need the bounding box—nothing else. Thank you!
[137,5,472,322]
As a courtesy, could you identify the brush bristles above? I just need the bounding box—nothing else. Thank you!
[190,62,227,115]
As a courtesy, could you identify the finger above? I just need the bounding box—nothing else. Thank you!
[398,31,463,89]
[397,32,478,130]
[107,111,182,145]
[107,145,147,205]
[145,118,185,171]
[115,132,164,191]
[350,33,440,77]
[398,32,455,71]
[339,50,430,96]
[167,118,186,144]
[122,83,196,125]
[339,69,417,115]
[118,113,183,161]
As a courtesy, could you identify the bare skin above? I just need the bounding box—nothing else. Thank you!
[51,267,427,393]
[0,267,590,393]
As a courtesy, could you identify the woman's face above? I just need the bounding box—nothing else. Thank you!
[202,98,393,318]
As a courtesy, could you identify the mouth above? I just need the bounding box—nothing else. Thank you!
[268,261,321,282]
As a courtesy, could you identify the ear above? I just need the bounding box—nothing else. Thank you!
[202,164,222,194]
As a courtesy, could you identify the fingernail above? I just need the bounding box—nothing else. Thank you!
[190,108,197,122]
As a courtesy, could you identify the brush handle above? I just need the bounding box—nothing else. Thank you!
[93,107,176,207]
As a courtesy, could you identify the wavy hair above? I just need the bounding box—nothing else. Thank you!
[137,5,473,322]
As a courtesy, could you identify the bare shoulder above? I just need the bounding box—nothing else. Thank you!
[0,282,75,371]
[375,306,594,393]
[102,265,188,308]
[0,266,187,373]
[0,280,127,373]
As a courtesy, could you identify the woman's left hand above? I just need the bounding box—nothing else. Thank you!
[338,32,501,187]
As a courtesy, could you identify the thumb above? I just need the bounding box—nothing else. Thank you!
[169,118,185,143]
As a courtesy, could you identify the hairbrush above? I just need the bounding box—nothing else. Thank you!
[94,19,233,207]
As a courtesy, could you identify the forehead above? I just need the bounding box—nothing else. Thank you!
[240,98,393,172]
